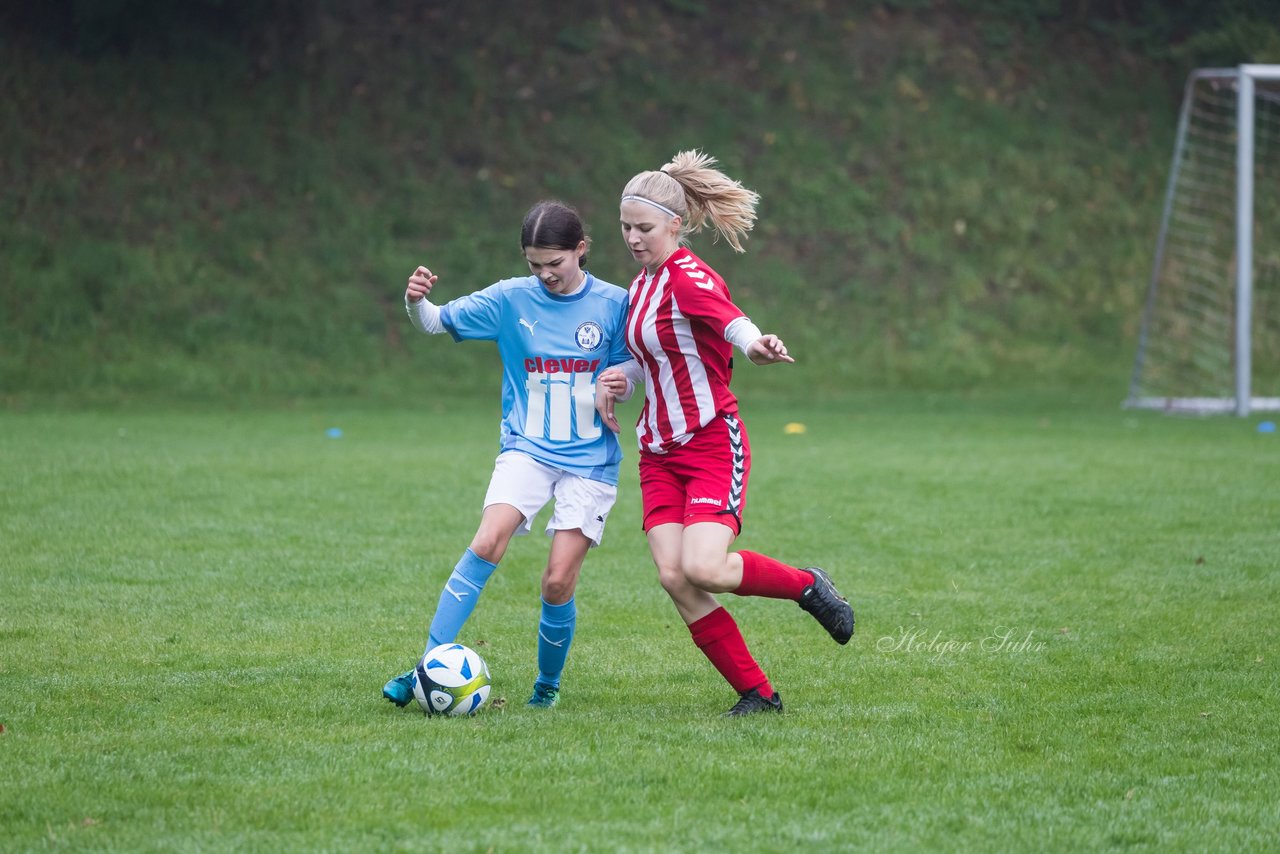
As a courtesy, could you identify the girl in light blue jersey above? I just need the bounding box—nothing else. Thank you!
[383,201,632,710]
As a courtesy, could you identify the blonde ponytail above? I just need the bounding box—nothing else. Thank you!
[622,150,761,253]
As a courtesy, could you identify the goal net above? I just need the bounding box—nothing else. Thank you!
[1126,65,1280,415]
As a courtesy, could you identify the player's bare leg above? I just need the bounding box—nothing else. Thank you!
[468,503,526,565]
[647,523,721,623]
[679,521,742,593]
[648,523,779,714]
[684,522,854,645]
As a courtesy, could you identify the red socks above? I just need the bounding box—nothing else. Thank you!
[688,606,773,698]
[692,552,810,697]
[734,550,813,601]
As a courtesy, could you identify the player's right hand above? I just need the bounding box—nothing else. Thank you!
[406,266,438,303]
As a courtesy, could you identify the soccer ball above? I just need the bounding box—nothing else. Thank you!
[413,643,491,716]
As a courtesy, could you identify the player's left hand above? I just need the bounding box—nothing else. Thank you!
[746,334,794,366]
[595,369,623,433]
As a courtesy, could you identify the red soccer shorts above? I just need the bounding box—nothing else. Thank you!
[638,412,751,534]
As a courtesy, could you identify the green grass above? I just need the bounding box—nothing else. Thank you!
[3,394,1278,851]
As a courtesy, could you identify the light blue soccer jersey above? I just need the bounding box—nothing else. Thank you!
[439,273,631,485]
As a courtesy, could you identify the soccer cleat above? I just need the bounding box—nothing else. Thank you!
[798,566,855,644]
[526,682,560,709]
[724,687,784,717]
[382,669,416,708]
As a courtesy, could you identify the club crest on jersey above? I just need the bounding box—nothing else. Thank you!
[575,321,604,352]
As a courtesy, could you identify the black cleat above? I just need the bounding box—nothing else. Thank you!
[723,687,784,717]
[799,566,855,644]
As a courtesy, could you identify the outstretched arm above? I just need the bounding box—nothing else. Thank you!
[724,316,795,365]
[744,334,794,365]
[404,265,444,334]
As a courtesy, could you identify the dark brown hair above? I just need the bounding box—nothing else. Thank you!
[521,200,591,265]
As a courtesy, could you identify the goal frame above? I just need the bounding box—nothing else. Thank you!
[1126,64,1280,416]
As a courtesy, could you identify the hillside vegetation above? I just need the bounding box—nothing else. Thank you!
[2,0,1268,406]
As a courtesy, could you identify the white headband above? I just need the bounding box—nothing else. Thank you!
[621,195,679,219]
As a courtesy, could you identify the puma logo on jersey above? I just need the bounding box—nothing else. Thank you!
[519,318,539,335]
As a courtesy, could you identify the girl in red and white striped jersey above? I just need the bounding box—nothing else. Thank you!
[597,151,856,717]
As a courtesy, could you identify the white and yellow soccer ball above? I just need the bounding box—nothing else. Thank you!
[413,643,492,716]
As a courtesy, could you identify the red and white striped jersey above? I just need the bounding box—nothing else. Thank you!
[626,248,745,453]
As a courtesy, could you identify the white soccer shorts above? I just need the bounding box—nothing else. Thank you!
[483,451,617,547]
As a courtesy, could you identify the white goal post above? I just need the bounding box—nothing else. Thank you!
[1126,64,1280,416]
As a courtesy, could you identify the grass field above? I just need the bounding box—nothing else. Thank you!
[2,393,1278,851]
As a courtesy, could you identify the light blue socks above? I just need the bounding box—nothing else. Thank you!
[426,548,498,654]
[535,597,577,690]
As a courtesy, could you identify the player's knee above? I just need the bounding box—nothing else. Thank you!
[468,535,505,564]
[682,556,730,592]
[655,562,687,598]
[540,568,576,604]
